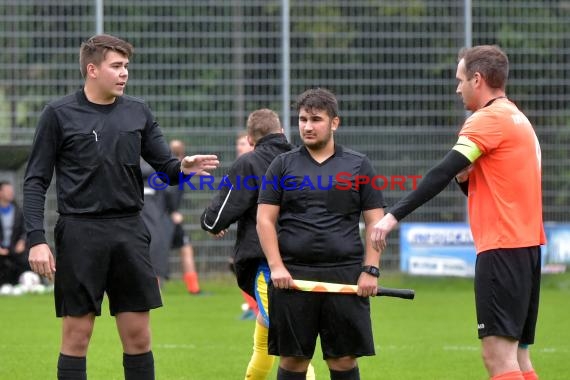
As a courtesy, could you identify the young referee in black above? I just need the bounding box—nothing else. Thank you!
[257,88,386,380]
[23,34,218,380]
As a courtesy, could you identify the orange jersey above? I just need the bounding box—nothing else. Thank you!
[459,98,546,253]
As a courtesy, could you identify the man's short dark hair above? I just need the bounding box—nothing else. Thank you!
[294,88,339,119]
[79,34,134,78]
[458,45,509,90]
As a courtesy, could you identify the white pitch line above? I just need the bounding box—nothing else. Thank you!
[443,345,479,351]
[375,344,568,354]
[443,345,568,354]
[155,344,196,350]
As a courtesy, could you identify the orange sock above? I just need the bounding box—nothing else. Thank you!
[183,271,200,294]
[491,371,524,380]
[522,370,538,380]
[242,291,259,314]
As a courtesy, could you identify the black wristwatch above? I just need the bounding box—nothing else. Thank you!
[361,265,380,278]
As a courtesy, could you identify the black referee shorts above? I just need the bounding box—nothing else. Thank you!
[171,223,190,249]
[268,263,375,359]
[53,214,163,317]
[475,246,541,344]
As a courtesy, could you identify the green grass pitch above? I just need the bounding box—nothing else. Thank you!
[1,272,568,379]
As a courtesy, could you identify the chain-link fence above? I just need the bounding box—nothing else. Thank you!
[1,1,568,277]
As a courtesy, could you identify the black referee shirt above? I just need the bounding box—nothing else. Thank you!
[23,89,181,246]
[258,144,386,266]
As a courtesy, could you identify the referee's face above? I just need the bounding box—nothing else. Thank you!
[298,108,339,150]
[456,59,477,112]
[92,51,129,103]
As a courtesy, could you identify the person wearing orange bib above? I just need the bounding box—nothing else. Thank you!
[371,45,545,380]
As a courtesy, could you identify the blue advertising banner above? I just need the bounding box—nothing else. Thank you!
[543,223,570,272]
[400,222,569,277]
[400,223,476,277]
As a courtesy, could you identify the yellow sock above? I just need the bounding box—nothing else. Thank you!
[244,321,275,380]
[306,362,316,380]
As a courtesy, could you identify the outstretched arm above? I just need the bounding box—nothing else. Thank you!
[371,149,472,250]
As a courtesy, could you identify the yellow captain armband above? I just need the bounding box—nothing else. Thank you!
[452,136,482,163]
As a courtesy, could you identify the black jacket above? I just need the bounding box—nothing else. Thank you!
[200,133,293,296]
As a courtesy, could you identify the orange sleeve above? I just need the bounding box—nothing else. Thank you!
[459,111,503,155]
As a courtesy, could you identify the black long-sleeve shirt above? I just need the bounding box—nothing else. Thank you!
[389,150,471,221]
[23,89,181,246]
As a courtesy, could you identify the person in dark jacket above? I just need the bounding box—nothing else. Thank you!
[201,109,315,379]
[0,180,29,285]
[167,139,201,294]
[23,34,218,380]
[140,159,174,285]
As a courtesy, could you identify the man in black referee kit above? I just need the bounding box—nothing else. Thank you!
[23,34,218,380]
[257,88,386,380]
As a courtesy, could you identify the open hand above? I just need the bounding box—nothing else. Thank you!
[181,155,219,176]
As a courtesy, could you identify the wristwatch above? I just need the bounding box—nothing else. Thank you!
[361,265,380,278]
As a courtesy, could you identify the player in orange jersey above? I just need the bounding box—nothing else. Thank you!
[371,45,544,380]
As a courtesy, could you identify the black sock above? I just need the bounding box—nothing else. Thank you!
[123,351,155,380]
[57,353,86,380]
[277,366,307,380]
[330,366,360,380]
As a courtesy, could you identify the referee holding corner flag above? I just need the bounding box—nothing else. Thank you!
[257,88,386,380]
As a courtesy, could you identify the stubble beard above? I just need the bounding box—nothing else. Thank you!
[303,129,333,151]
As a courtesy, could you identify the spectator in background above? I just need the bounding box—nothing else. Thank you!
[167,139,201,294]
[140,158,174,286]
[0,180,29,285]
[236,129,254,157]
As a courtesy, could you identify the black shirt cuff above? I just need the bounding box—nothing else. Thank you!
[28,230,47,247]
